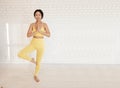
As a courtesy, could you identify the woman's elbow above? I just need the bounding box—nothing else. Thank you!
[47,33,50,37]
[27,34,32,38]
[27,34,29,37]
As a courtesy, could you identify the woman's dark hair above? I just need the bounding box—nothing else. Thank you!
[34,9,44,19]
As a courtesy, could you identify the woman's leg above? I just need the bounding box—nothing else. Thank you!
[34,47,44,82]
[30,38,45,82]
[17,44,35,62]
[34,48,44,76]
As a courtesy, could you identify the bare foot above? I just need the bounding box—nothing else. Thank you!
[31,58,36,64]
[34,75,40,82]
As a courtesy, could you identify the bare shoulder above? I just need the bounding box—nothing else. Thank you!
[30,23,35,26]
[42,22,48,26]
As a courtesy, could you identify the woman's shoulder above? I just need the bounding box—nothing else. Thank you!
[42,22,48,26]
[28,23,35,29]
[30,23,35,26]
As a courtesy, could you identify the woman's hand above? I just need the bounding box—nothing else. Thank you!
[28,22,50,37]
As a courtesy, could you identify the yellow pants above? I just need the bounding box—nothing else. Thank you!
[17,38,44,76]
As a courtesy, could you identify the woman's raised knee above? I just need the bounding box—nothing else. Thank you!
[17,52,23,58]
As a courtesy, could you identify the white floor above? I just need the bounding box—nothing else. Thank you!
[0,63,120,88]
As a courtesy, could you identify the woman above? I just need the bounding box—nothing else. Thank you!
[18,9,50,82]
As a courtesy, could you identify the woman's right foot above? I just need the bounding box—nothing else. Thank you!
[31,58,36,64]
[34,75,40,82]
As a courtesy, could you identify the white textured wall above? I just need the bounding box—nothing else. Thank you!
[0,0,120,64]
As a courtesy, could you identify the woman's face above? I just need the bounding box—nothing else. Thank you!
[34,11,42,20]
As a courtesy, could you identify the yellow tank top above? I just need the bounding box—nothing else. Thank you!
[32,24,45,37]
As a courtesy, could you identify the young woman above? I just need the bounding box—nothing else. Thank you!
[18,9,50,82]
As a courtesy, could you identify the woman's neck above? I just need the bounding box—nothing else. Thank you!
[36,20,42,24]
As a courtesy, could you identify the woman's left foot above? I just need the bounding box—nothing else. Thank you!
[34,75,40,82]
[31,58,36,64]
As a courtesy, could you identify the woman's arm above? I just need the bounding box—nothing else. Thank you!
[27,23,37,37]
[39,23,51,37]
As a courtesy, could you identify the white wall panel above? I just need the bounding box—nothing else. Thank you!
[0,0,120,64]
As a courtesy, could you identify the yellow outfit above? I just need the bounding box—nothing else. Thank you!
[18,24,45,76]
